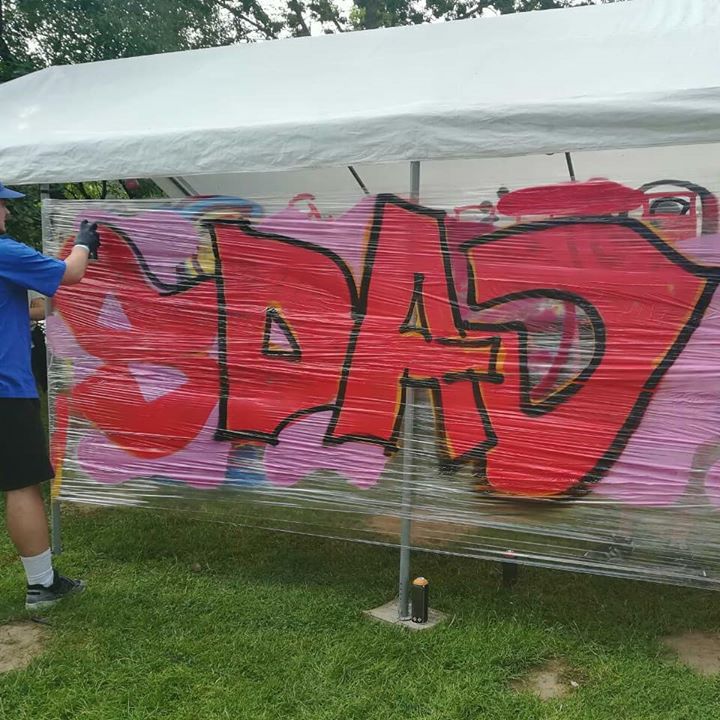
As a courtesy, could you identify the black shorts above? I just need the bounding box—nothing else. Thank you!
[0,398,55,492]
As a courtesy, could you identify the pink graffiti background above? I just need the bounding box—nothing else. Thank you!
[47,187,720,508]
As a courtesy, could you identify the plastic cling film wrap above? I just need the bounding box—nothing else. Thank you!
[44,161,720,588]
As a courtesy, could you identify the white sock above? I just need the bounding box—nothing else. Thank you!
[20,548,55,587]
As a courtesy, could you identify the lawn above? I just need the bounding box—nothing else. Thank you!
[1,502,719,720]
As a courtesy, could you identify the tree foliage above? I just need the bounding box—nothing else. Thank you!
[1,0,620,79]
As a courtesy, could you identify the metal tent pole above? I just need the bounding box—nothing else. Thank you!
[40,184,63,556]
[565,152,576,182]
[397,160,421,620]
[397,393,415,619]
[410,161,421,203]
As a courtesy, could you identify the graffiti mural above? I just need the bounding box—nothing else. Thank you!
[47,180,720,509]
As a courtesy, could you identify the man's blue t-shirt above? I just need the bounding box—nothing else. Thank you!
[0,236,66,398]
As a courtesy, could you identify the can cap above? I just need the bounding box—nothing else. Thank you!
[412,576,429,587]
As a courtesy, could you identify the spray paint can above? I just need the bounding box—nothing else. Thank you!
[411,577,429,624]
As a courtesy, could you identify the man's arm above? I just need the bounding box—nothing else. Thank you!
[29,296,46,321]
[0,221,100,295]
[61,245,91,285]
[60,220,100,286]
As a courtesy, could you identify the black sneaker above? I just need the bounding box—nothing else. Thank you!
[25,571,86,611]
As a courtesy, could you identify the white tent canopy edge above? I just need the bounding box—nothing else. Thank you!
[0,0,719,185]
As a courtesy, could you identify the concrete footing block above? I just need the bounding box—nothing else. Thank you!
[364,599,447,630]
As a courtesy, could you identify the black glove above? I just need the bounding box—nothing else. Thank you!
[74,220,101,260]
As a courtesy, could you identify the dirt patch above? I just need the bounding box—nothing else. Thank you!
[0,621,49,674]
[510,659,579,700]
[364,515,466,548]
[663,632,720,676]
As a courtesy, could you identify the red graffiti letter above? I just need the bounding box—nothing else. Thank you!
[55,226,219,458]
[465,218,711,495]
[211,222,357,442]
[329,197,501,462]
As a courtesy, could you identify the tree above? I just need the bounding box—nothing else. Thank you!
[1,0,621,73]
[1,1,231,74]
[0,2,187,246]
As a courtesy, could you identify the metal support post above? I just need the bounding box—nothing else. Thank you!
[40,184,63,556]
[565,152,576,182]
[398,161,421,620]
[410,161,421,204]
[398,388,415,620]
[51,499,62,556]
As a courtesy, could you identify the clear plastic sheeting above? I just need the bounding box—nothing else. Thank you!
[44,154,720,588]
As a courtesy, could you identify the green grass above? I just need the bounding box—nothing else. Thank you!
[1,504,719,720]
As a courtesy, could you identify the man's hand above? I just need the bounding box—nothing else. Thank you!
[29,297,46,321]
[62,221,100,285]
[74,220,101,259]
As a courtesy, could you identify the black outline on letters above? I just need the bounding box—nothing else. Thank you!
[92,208,720,499]
[324,194,504,469]
[399,273,432,341]
[207,219,359,444]
[461,215,720,496]
[262,307,302,361]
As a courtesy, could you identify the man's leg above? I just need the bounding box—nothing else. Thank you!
[6,484,55,590]
[5,484,50,557]
[1,399,86,610]
[6,485,86,609]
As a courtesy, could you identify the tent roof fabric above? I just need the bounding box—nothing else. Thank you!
[0,0,718,184]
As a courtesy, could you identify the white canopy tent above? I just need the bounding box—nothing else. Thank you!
[0,0,719,190]
[4,0,720,598]
[150,143,720,214]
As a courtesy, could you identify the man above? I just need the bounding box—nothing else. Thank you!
[0,182,100,611]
